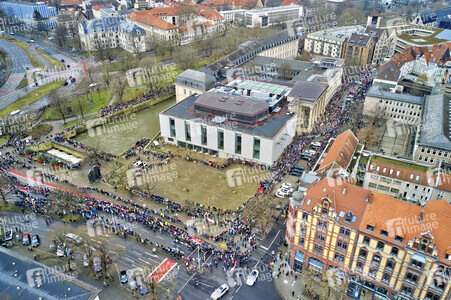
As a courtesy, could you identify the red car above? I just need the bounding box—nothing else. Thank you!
[23,233,30,245]
[349,91,356,95]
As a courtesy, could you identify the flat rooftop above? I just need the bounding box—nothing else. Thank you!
[162,94,296,138]
[227,76,292,95]
[418,94,451,151]
[367,85,424,105]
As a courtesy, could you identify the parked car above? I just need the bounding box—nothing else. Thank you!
[29,39,34,43]
[49,240,57,252]
[275,191,286,198]
[4,230,13,241]
[289,170,302,177]
[83,254,89,267]
[31,235,40,247]
[60,59,65,63]
[66,233,82,244]
[22,233,30,245]
[281,183,292,190]
[310,142,322,149]
[120,270,128,283]
[211,284,229,300]
[1,241,13,248]
[246,270,259,286]
[93,257,101,272]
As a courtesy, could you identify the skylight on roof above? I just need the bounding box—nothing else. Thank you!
[339,211,345,218]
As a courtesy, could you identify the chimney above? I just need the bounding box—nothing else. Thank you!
[366,193,373,204]
[342,188,346,195]
[418,210,424,222]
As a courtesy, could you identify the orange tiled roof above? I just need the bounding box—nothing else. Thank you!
[318,129,359,171]
[61,0,82,5]
[360,193,451,263]
[127,11,178,29]
[302,177,372,228]
[367,157,437,187]
[93,3,113,11]
[280,0,299,5]
[128,5,222,29]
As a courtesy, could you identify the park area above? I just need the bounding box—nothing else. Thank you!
[142,159,269,210]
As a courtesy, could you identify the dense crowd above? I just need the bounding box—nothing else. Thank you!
[0,68,375,275]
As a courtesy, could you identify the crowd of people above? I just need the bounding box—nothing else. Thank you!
[0,68,375,278]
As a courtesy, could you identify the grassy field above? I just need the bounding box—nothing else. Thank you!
[141,159,268,210]
[0,80,64,118]
[42,89,111,121]
[0,36,43,69]
[36,48,62,68]
[121,87,148,102]
[61,113,101,130]
[27,124,51,138]
[18,76,28,87]
[0,135,9,146]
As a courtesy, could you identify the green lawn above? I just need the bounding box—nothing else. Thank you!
[371,155,429,172]
[19,76,28,87]
[43,89,111,121]
[27,124,51,138]
[0,80,65,117]
[61,113,101,130]
[0,36,43,69]
[122,87,148,102]
[36,48,62,68]
[135,159,269,210]
[0,135,9,146]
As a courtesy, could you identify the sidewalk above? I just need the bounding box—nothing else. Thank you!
[273,253,312,300]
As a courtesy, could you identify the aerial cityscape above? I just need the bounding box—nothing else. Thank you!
[0,0,449,299]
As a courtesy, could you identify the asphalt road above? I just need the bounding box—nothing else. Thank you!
[0,38,32,98]
[9,172,285,300]
[0,32,85,113]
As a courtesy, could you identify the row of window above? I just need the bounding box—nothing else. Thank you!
[169,118,261,159]
[379,99,420,110]
[369,164,425,182]
[420,147,449,158]
[365,225,404,243]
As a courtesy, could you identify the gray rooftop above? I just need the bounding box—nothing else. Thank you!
[203,30,298,76]
[194,92,269,118]
[345,33,373,48]
[418,94,451,151]
[366,85,424,105]
[0,248,99,300]
[287,80,328,103]
[161,94,296,138]
[375,60,400,83]
[308,25,365,42]
[81,16,145,36]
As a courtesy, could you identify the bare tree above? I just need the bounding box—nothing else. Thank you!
[115,79,128,103]
[102,68,112,87]
[90,235,123,281]
[74,96,87,119]
[50,90,71,124]
[277,63,292,80]
[174,46,197,70]
[55,24,67,48]
[0,168,15,207]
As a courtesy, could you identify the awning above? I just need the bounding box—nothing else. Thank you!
[295,250,304,261]
[308,259,324,271]
[411,254,427,264]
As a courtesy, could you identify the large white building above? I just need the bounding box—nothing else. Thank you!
[159,90,297,165]
[303,25,364,58]
[244,4,303,28]
[79,16,147,53]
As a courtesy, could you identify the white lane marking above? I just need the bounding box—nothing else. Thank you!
[132,250,142,256]
[156,235,164,240]
[124,257,135,263]
[260,245,268,250]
